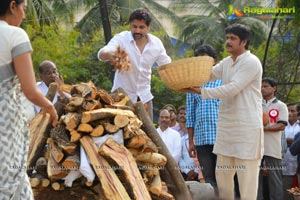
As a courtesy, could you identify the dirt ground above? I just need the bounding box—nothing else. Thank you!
[33,184,103,200]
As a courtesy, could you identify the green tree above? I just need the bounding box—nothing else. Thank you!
[169,0,269,55]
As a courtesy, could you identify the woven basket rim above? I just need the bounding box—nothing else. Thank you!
[157,56,214,92]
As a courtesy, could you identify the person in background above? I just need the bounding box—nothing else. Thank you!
[156,109,181,164]
[257,77,288,200]
[186,24,263,199]
[186,44,222,188]
[289,111,300,190]
[34,60,68,114]
[98,8,171,120]
[163,104,178,129]
[282,102,300,200]
[0,0,58,198]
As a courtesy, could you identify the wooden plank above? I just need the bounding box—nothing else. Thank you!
[80,136,130,200]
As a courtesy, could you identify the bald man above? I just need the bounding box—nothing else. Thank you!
[34,60,66,113]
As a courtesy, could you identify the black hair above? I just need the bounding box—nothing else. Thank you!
[0,0,24,16]
[194,44,217,59]
[262,77,277,88]
[177,105,186,113]
[225,23,251,49]
[129,8,151,26]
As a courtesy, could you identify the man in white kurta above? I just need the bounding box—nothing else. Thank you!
[189,24,263,200]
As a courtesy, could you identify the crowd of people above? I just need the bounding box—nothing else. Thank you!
[1,2,300,199]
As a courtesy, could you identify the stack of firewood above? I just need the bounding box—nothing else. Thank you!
[28,81,177,200]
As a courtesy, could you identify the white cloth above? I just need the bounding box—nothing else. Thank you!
[156,127,182,164]
[179,134,199,174]
[98,31,171,103]
[282,122,300,175]
[201,50,264,160]
[79,130,124,182]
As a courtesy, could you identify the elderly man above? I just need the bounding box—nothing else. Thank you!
[34,60,67,113]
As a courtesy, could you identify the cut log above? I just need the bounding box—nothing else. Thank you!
[90,124,104,137]
[81,108,135,123]
[114,115,129,128]
[97,89,114,105]
[41,178,50,187]
[135,152,167,167]
[61,112,81,131]
[126,135,146,149]
[149,174,162,196]
[114,95,130,106]
[110,92,125,102]
[134,101,192,200]
[80,136,130,200]
[99,138,151,200]
[27,113,51,175]
[70,130,81,143]
[50,124,77,155]
[67,96,85,107]
[103,122,119,134]
[61,154,80,170]
[51,182,63,191]
[72,81,97,100]
[59,84,73,94]
[104,104,135,112]
[82,100,102,111]
[48,138,64,163]
[45,82,58,103]
[77,123,93,133]
[47,150,68,180]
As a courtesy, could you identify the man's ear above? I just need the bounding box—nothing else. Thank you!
[9,1,17,14]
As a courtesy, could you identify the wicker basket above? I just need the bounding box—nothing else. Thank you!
[158,56,214,92]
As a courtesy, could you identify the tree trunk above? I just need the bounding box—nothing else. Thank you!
[133,101,192,200]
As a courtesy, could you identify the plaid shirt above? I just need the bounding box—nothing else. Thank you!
[186,79,222,146]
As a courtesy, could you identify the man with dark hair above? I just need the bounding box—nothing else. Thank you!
[282,102,300,199]
[187,44,221,189]
[186,23,263,199]
[98,8,171,120]
[257,77,288,200]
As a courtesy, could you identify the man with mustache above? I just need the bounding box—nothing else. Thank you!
[186,24,263,199]
[157,109,182,164]
[98,8,171,120]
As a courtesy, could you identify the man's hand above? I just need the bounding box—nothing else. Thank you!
[112,46,131,72]
[187,170,197,181]
[188,142,197,158]
[178,86,201,94]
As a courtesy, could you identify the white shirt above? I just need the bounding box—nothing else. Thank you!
[179,134,199,174]
[98,31,171,103]
[156,127,182,164]
[34,81,58,113]
[282,122,300,175]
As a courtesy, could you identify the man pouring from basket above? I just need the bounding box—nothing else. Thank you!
[185,23,263,199]
[97,8,171,120]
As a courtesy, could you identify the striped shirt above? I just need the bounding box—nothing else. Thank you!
[186,80,222,146]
